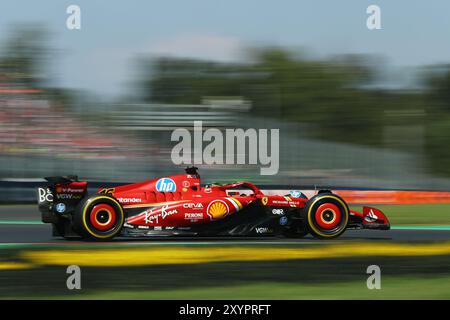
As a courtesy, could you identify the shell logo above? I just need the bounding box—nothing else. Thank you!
[207,200,229,220]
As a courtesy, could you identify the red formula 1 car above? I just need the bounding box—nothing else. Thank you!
[37,167,390,241]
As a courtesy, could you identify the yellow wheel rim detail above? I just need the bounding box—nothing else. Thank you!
[82,196,124,239]
[307,195,349,238]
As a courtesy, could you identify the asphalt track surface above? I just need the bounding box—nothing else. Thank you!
[2,206,450,299]
[0,205,449,245]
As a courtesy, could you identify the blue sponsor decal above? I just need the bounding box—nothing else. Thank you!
[156,177,177,192]
[290,190,302,198]
[279,216,288,226]
[55,202,66,213]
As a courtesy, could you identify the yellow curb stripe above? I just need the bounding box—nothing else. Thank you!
[0,262,35,270]
[19,242,450,268]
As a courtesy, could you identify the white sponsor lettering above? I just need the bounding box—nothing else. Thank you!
[60,187,84,193]
[118,198,142,203]
[144,205,178,224]
[38,188,53,203]
[255,227,272,234]
[56,194,74,200]
[272,208,284,215]
[273,200,288,204]
[183,203,203,209]
[185,213,203,220]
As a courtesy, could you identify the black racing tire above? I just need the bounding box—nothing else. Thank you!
[302,193,349,239]
[73,194,124,241]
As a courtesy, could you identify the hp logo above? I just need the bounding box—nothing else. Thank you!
[156,178,177,192]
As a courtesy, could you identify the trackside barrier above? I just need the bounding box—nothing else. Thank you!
[259,190,450,204]
[333,190,450,205]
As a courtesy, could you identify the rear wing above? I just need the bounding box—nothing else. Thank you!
[37,176,87,221]
[44,175,79,184]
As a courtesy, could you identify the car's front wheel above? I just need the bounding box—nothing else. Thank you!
[73,194,124,241]
[302,193,349,239]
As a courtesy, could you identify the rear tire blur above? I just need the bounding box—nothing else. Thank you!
[73,194,124,241]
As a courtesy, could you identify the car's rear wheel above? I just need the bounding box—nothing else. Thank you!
[73,194,124,241]
[303,193,349,239]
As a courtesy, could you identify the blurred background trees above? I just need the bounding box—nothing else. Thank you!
[141,47,450,178]
[0,25,49,88]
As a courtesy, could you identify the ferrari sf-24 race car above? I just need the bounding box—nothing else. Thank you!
[37,167,390,241]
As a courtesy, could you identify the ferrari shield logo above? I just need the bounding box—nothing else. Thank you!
[261,197,268,205]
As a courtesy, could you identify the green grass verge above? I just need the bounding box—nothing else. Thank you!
[351,203,450,226]
[43,275,450,300]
